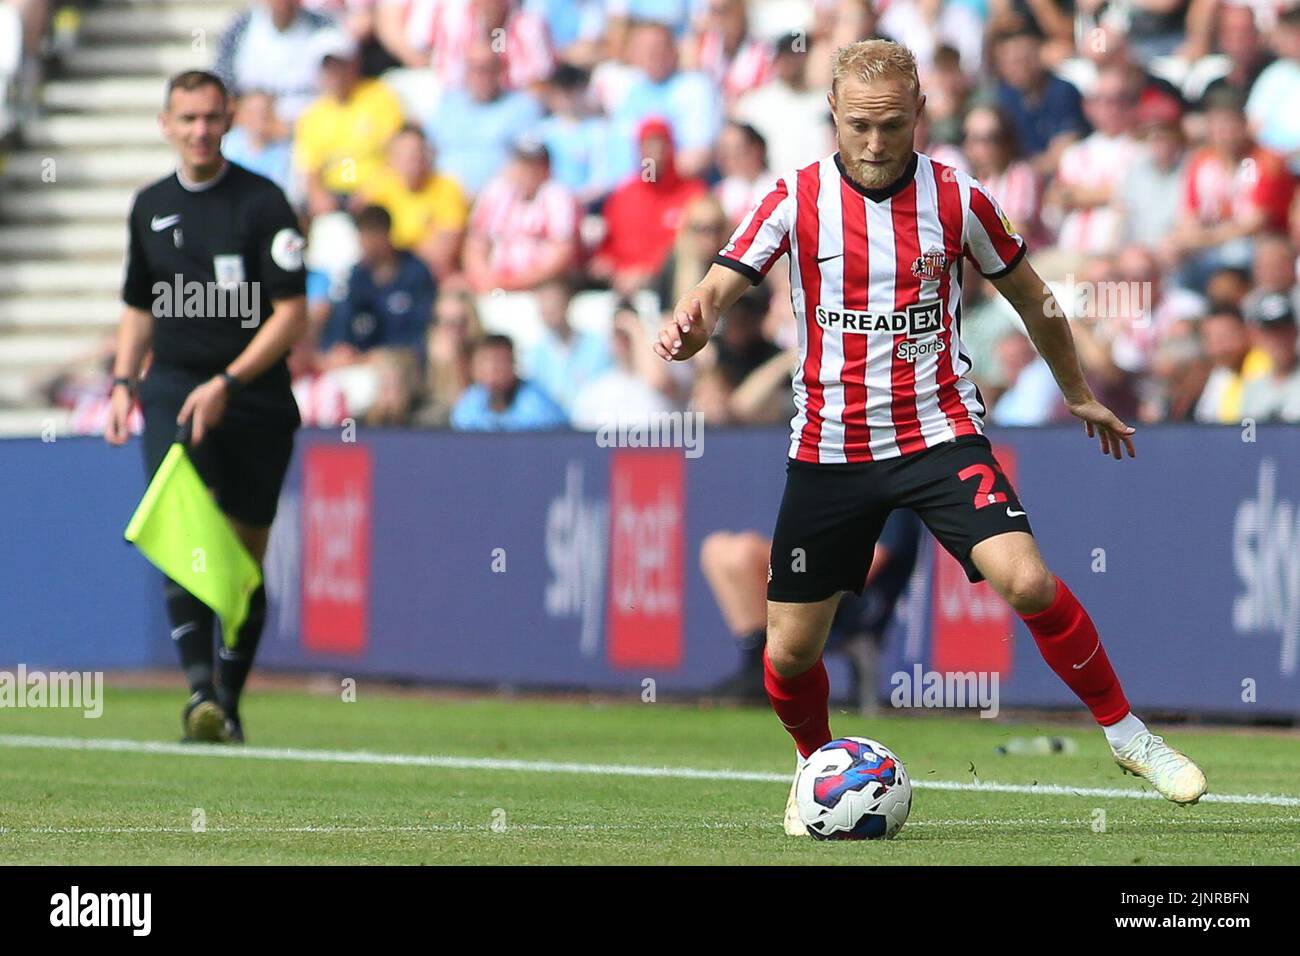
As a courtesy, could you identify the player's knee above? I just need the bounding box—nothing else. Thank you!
[763,640,819,678]
[999,563,1057,614]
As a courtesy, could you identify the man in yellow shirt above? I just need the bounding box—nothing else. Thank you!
[358,125,469,279]
[294,31,403,217]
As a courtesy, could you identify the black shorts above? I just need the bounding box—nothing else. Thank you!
[140,368,298,528]
[767,434,1032,603]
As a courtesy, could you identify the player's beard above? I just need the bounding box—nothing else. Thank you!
[842,152,909,190]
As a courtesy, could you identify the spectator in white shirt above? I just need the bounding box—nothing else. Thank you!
[215,0,335,128]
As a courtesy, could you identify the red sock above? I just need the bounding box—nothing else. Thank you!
[763,649,833,758]
[1019,576,1130,726]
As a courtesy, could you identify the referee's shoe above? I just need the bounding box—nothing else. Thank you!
[182,691,233,744]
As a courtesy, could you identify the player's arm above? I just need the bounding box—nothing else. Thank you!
[107,201,157,445]
[105,305,154,445]
[654,262,751,362]
[991,256,1136,460]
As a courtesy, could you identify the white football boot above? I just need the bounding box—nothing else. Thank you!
[784,752,809,836]
[1112,731,1208,805]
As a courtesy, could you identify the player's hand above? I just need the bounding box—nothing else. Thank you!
[654,290,713,362]
[1066,397,1135,460]
[177,377,229,446]
[104,385,134,446]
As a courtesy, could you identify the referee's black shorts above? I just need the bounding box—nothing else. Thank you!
[767,434,1033,603]
[140,366,298,528]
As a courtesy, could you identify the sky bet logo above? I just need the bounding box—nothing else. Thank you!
[814,300,942,337]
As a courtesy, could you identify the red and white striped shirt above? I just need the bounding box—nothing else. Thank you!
[470,174,579,284]
[717,151,1027,463]
[400,0,554,90]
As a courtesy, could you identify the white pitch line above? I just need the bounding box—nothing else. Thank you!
[2,733,1299,808]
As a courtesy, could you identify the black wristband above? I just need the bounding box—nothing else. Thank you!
[219,371,243,395]
[111,376,135,396]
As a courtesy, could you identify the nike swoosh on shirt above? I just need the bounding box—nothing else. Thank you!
[1006,507,1027,517]
[815,253,843,264]
[151,214,181,231]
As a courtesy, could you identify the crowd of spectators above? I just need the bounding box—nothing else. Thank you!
[80,0,1300,429]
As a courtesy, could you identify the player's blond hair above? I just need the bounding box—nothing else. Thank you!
[831,39,920,99]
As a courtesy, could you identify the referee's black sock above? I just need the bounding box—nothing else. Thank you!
[164,579,216,698]
[217,583,267,722]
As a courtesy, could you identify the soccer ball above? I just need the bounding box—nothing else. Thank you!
[796,737,912,840]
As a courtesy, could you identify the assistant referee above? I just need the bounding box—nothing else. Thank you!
[105,70,308,744]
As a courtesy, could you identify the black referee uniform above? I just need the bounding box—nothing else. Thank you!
[122,159,306,740]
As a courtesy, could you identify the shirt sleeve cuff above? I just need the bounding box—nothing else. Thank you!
[712,254,764,285]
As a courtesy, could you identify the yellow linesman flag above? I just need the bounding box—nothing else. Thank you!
[124,441,261,649]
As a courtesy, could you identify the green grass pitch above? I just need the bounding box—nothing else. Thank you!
[1,686,1297,865]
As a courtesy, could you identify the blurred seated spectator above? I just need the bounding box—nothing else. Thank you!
[1045,66,1144,258]
[990,28,1087,178]
[709,288,781,388]
[651,194,731,313]
[376,0,553,88]
[415,282,485,425]
[216,0,334,128]
[1193,306,1273,422]
[880,0,985,75]
[1244,5,1300,174]
[423,42,544,196]
[522,278,613,412]
[1164,87,1295,292]
[356,124,469,279]
[734,31,835,175]
[989,331,1064,425]
[1242,234,1300,319]
[463,137,580,293]
[987,0,1076,65]
[223,91,296,199]
[682,0,772,106]
[288,335,349,426]
[294,31,404,217]
[806,0,881,94]
[591,118,707,296]
[714,122,775,226]
[569,312,675,431]
[320,205,436,369]
[532,64,622,205]
[1186,2,1271,108]
[524,0,606,67]
[300,0,396,76]
[1116,89,1187,250]
[609,19,722,179]
[1239,292,1300,422]
[1205,265,1252,312]
[1141,323,1210,422]
[450,334,568,430]
[962,105,1046,249]
[923,44,974,148]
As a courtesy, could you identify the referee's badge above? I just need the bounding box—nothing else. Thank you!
[271,227,306,272]
[910,246,947,281]
[214,254,245,288]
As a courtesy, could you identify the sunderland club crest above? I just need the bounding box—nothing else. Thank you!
[910,246,947,281]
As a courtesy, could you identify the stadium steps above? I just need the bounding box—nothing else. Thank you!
[0,0,243,424]
[0,146,174,186]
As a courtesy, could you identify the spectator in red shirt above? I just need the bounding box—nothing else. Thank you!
[591,117,707,297]
[1166,87,1296,293]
